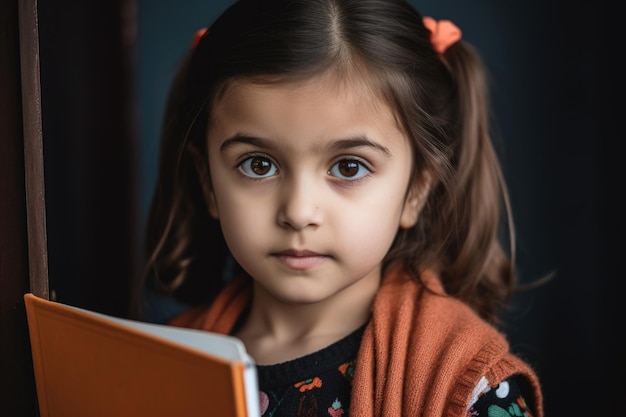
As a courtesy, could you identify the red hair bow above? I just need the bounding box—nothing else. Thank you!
[422,16,462,55]
[191,27,208,49]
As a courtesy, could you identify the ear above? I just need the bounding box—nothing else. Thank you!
[188,145,220,219]
[399,173,431,229]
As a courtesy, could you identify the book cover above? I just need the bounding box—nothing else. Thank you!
[23,293,260,417]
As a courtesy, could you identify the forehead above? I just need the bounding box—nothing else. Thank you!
[209,73,405,141]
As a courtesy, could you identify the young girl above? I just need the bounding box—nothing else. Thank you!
[137,0,544,415]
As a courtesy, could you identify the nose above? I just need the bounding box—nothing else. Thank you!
[276,176,324,231]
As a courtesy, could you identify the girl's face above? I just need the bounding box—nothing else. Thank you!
[203,75,422,306]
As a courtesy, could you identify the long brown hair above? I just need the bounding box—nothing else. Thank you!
[136,0,520,323]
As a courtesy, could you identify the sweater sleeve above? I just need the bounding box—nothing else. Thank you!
[350,268,544,417]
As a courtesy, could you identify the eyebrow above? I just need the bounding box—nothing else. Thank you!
[327,136,391,156]
[220,133,267,151]
[220,133,391,156]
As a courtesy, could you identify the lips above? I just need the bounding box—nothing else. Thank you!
[272,249,327,270]
[275,249,322,257]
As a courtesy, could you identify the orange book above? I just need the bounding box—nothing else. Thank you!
[23,293,260,417]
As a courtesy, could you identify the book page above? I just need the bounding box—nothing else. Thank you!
[72,304,251,362]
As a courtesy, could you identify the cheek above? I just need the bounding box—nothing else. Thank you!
[220,215,258,258]
[211,186,273,256]
[331,190,406,257]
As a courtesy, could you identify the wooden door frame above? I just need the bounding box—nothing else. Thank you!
[0,0,48,415]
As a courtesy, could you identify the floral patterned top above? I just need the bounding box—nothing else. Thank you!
[256,325,535,417]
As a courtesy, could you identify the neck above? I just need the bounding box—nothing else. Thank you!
[235,271,380,365]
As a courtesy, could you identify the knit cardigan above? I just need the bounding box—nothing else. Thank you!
[169,268,544,417]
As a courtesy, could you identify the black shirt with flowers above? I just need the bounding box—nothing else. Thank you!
[255,325,535,417]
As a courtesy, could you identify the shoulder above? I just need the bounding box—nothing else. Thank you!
[168,303,212,328]
[167,274,252,333]
[376,267,505,342]
[367,267,544,415]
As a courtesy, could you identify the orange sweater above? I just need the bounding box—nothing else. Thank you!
[170,268,544,417]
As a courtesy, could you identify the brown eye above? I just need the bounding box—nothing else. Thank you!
[250,157,271,175]
[239,155,278,178]
[338,160,359,177]
[328,158,370,180]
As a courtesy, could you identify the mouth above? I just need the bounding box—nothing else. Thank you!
[271,249,328,270]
